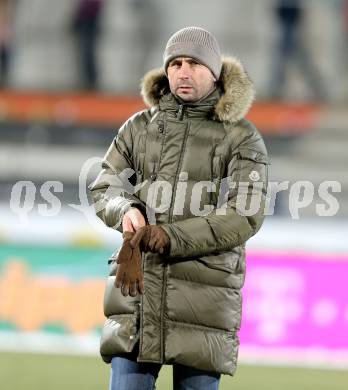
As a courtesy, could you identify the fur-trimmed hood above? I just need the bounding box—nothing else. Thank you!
[140,56,255,123]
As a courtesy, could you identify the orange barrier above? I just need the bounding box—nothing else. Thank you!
[0,90,323,133]
[0,90,144,127]
[249,101,323,134]
[0,260,105,333]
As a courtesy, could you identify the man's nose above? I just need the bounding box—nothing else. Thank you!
[178,62,191,79]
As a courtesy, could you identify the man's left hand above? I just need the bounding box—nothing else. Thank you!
[130,225,170,254]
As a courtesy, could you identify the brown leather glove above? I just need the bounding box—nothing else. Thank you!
[115,231,145,297]
[130,225,170,254]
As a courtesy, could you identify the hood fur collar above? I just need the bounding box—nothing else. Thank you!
[140,56,255,123]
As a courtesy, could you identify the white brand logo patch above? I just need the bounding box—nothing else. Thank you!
[249,170,260,181]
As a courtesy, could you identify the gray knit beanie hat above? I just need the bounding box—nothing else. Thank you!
[163,26,222,80]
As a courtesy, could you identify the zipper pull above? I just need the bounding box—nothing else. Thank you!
[177,104,184,120]
[158,120,165,133]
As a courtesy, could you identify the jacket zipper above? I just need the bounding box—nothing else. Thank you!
[177,104,185,120]
[160,106,189,363]
[138,251,145,359]
[168,110,189,221]
[159,264,167,363]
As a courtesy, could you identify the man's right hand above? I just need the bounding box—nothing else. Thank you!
[122,207,146,232]
[115,231,145,297]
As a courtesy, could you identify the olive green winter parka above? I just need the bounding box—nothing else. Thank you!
[88,56,269,376]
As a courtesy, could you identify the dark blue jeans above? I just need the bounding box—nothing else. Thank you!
[109,346,221,390]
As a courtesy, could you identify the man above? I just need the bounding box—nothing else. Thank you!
[72,0,104,90]
[89,26,269,390]
[0,0,11,86]
[268,0,325,101]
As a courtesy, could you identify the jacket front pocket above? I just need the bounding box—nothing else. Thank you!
[196,250,245,289]
[100,313,139,359]
[104,275,140,316]
[198,251,240,273]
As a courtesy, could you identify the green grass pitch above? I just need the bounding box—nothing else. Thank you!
[1,352,347,390]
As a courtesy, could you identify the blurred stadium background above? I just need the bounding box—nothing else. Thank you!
[0,0,348,389]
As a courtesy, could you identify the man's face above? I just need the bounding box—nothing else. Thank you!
[167,57,216,102]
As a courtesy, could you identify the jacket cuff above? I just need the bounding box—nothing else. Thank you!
[160,224,178,257]
[105,196,140,229]
[160,218,217,258]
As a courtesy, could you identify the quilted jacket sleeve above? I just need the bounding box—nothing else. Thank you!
[88,119,146,232]
[161,125,270,258]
